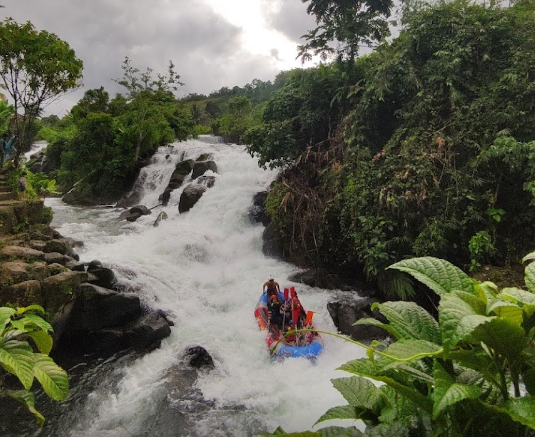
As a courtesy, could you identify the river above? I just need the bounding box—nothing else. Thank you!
[28,136,364,436]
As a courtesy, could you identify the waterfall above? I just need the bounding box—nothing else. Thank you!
[35,137,364,437]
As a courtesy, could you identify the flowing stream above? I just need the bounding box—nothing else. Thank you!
[30,136,365,436]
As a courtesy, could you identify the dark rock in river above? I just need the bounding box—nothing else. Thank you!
[118,204,152,222]
[288,269,349,290]
[262,222,284,259]
[184,346,214,370]
[191,160,217,179]
[249,191,269,226]
[179,184,207,213]
[327,295,389,344]
[87,263,117,289]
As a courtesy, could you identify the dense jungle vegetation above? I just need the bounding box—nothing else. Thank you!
[4,0,535,434]
[246,0,535,302]
[24,0,535,297]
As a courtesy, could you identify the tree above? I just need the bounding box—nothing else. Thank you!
[298,0,394,62]
[70,87,110,120]
[217,96,253,143]
[113,57,186,163]
[0,19,83,161]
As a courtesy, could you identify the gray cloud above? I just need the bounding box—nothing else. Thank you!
[262,0,316,43]
[1,0,307,115]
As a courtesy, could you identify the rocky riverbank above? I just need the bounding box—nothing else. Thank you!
[0,170,172,364]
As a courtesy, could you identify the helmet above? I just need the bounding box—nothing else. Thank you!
[289,320,294,325]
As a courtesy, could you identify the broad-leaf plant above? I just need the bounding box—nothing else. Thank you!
[0,305,68,426]
[266,254,535,436]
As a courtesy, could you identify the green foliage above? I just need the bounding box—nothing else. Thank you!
[217,96,254,143]
[243,65,348,168]
[0,305,68,427]
[255,0,535,297]
[268,256,535,436]
[0,99,13,132]
[298,0,393,62]
[0,18,83,158]
[468,230,496,272]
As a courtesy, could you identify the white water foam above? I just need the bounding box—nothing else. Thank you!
[46,137,366,436]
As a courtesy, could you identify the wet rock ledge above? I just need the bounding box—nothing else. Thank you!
[0,172,172,363]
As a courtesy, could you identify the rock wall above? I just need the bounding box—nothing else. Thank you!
[0,170,172,363]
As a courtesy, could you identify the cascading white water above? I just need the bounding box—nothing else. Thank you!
[44,136,366,437]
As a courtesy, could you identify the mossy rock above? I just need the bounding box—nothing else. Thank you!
[12,200,44,226]
[2,280,43,307]
[0,206,16,235]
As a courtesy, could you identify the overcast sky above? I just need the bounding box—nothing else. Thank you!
[1,0,317,116]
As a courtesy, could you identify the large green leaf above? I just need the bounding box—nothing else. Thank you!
[377,386,421,425]
[353,318,397,338]
[526,262,535,293]
[439,294,479,351]
[470,317,527,359]
[27,330,53,355]
[339,358,375,373]
[432,361,482,419]
[23,313,53,333]
[493,396,535,430]
[338,360,433,413]
[381,340,443,362]
[316,405,361,424]
[500,288,535,305]
[522,252,535,264]
[17,304,46,316]
[452,290,486,314]
[388,257,474,297]
[331,376,381,409]
[0,340,35,389]
[5,389,45,427]
[0,307,15,328]
[486,300,523,324]
[372,302,441,344]
[32,354,69,401]
[446,349,499,385]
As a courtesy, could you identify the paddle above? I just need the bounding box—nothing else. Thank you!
[305,310,315,326]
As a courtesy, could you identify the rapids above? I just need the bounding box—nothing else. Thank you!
[33,136,365,436]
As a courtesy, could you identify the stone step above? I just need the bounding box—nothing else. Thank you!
[0,192,16,201]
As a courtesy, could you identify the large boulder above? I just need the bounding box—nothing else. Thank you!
[1,245,45,262]
[67,283,142,332]
[118,204,152,222]
[249,191,269,226]
[196,175,216,188]
[169,160,194,189]
[327,296,389,343]
[70,310,171,356]
[184,346,214,370]
[191,161,217,179]
[179,185,207,213]
[2,280,42,307]
[87,262,117,289]
[262,222,284,259]
[41,270,89,314]
[27,150,52,174]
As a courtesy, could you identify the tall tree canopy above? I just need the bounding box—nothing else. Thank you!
[298,0,394,62]
[0,19,83,158]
